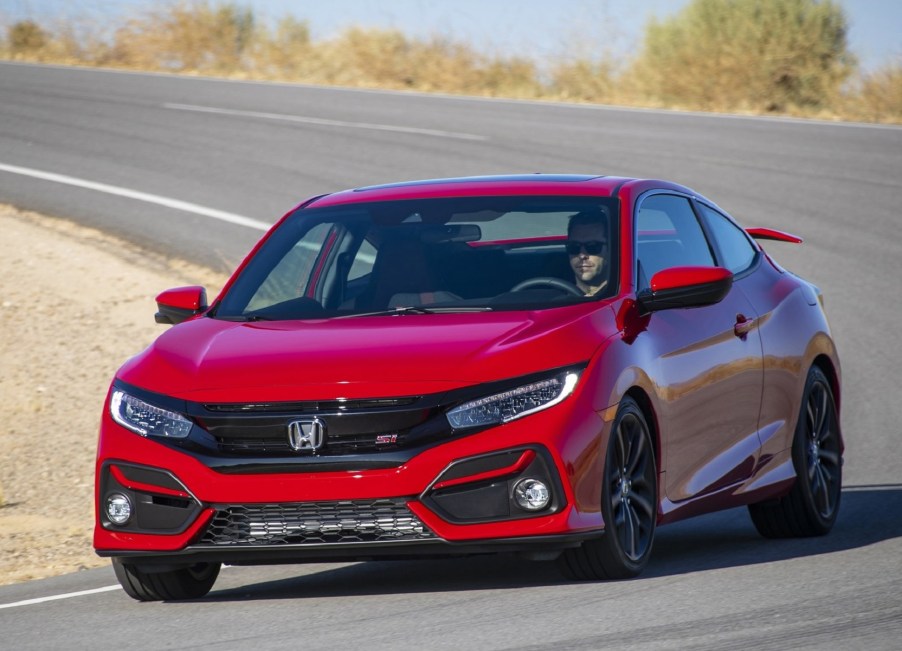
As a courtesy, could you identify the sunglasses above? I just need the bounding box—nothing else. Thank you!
[566,240,607,256]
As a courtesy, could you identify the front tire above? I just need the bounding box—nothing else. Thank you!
[558,397,657,580]
[113,558,221,601]
[749,365,842,538]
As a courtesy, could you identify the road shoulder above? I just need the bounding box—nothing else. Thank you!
[0,205,225,585]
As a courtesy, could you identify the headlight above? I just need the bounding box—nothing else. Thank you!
[110,390,192,439]
[446,371,580,429]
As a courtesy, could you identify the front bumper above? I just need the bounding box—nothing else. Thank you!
[94,391,608,564]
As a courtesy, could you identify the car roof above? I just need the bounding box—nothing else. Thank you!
[307,174,661,208]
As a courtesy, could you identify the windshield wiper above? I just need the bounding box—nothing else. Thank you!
[336,306,493,319]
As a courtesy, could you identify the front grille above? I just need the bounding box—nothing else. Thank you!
[215,432,407,455]
[188,395,445,459]
[199,498,435,546]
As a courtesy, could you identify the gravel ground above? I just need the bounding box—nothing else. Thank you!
[0,205,226,585]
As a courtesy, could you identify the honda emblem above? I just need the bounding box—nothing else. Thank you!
[287,418,326,451]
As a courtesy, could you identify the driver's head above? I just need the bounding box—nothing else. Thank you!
[566,210,609,295]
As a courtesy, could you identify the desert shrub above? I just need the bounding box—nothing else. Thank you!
[473,56,542,97]
[318,27,421,87]
[8,20,48,55]
[251,16,312,78]
[631,0,855,112]
[307,27,540,96]
[549,58,619,102]
[4,19,99,63]
[854,60,902,123]
[110,1,255,72]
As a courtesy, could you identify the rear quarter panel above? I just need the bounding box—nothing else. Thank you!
[737,257,841,463]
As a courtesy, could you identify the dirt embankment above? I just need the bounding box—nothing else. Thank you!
[0,205,226,585]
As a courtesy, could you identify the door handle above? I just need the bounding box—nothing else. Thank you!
[734,314,755,339]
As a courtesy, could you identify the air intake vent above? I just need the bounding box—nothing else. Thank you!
[199,498,435,546]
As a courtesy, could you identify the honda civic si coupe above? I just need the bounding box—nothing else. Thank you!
[95,175,842,600]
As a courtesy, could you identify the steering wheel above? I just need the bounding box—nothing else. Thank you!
[510,277,583,296]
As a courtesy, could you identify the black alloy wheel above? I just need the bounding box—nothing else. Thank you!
[749,365,842,537]
[558,396,657,580]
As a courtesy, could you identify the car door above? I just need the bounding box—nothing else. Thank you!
[636,193,764,503]
[694,201,797,464]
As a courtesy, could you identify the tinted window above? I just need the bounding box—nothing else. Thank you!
[636,194,715,286]
[245,222,331,312]
[348,239,376,281]
[699,204,758,273]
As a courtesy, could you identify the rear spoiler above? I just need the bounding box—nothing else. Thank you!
[745,228,803,244]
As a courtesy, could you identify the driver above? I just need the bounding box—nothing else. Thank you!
[566,210,610,296]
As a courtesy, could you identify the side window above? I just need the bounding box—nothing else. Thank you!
[636,194,715,286]
[698,204,758,274]
[348,239,377,281]
[245,222,332,311]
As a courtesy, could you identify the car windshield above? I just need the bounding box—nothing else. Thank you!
[214,195,619,321]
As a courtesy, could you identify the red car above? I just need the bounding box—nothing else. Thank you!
[95,175,842,600]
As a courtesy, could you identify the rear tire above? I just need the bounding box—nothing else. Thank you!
[112,558,221,601]
[749,365,842,538]
[558,397,657,580]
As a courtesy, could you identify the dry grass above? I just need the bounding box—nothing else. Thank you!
[0,0,899,124]
[837,59,902,124]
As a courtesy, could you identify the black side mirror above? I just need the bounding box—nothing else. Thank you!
[155,286,208,325]
[637,266,732,315]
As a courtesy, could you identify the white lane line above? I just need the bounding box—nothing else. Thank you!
[164,102,488,141]
[0,162,271,232]
[0,585,120,610]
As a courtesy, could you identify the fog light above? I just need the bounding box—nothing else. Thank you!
[513,478,551,511]
[106,493,132,525]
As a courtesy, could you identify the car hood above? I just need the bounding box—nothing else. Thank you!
[117,304,618,402]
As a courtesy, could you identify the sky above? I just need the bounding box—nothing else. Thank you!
[2,0,900,71]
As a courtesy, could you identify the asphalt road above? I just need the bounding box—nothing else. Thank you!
[1,61,900,649]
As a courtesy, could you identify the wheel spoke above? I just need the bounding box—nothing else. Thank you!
[615,424,629,470]
[807,457,818,481]
[629,492,655,520]
[610,485,623,510]
[611,482,627,525]
[821,459,839,489]
[810,459,823,492]
[810,385,827,440]
[623,504,638,558]
[806,399,817,436]
[818,448,840,468]
[621,418,638,466]
[817,386,828,436]
[626,426,646,476]
[816,410,834,444]
[813,464,833,515]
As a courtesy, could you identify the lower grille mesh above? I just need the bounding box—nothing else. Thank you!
[199,498,435,546]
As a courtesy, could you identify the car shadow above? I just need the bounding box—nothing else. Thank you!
[199,485,901,602]
[645,484,902,577]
